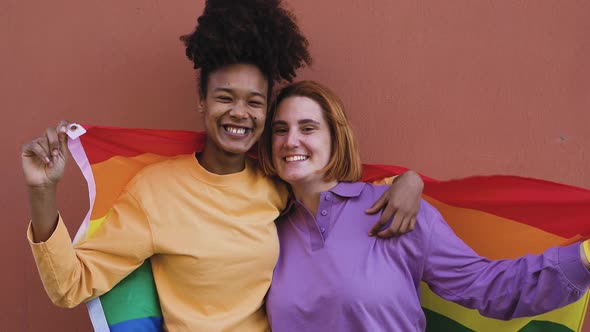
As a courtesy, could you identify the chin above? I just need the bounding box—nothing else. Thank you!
[219,142,255,155]
[278,174,304,185]
[225,147,251,155]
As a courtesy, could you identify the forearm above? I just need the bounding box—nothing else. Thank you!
[429,243,590,320]
[28,185,59,243]
[28,189,155,307]
[28,218,86,307]
[424,203,590,320]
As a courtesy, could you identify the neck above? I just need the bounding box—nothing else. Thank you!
[291,179,338,217]
[197,140,247,175]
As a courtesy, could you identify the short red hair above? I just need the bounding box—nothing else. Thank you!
[259,80,362,182]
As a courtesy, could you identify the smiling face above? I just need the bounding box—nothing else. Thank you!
[271,96,334,187]
[200,63,268,157]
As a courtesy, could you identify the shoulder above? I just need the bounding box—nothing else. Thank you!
[417,199,441,222]
[126,154,194,192]
[139,154,191,177]
[245,157,270,180]
[352,182,389,203]
[359,182,389,196]
[246,158,289,208]
[359,183,444,239]
[353,182,443,225]
[413,199,453,239]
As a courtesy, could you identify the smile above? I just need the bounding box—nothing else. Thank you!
[285,155,308,162]
[223,125,249,135]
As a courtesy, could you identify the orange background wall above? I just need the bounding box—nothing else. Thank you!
[2,0,589,330]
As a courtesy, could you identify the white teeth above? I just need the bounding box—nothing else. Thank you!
[285,155,308,162]
[225,126,247,135]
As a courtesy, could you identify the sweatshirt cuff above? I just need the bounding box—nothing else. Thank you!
[558,242,590,291]
[27,214,72,252]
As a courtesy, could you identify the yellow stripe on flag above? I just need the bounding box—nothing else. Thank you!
[421,282,590,332]
[88,209,113,238]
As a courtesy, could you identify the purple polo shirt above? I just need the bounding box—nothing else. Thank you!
[266,182,590,332]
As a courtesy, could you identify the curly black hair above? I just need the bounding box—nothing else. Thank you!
[181,0,312,98]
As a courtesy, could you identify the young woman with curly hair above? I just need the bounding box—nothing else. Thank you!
[21,0,423,330]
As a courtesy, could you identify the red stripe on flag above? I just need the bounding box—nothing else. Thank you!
[424,176,590,239]
[80,126,206,164]
[77,127,590,240]
[361,164,590,239]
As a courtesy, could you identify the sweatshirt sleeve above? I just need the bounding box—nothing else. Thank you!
[27,189,154,308]
[420,201,590,320]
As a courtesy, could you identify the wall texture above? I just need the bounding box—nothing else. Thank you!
[2,0,588,330]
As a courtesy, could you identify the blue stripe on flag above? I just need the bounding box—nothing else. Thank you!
[109,316,163,332]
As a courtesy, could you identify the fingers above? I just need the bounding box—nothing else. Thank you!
[376,228,397,238]
[56,120,69,158]
[45,126,61,160]
[22,121,70,166]
[56,120,69,131]
[408,217,416,232]
[374,213,402,238]
[375,215,417,238]
[369,203,397,236]
[22,139,52,165]
[391,216,415,236]
[365,194,387,214]
[368,218,386,236]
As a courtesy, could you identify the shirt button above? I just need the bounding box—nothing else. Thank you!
[321,210,328,216]
[320,227,326,233]
[325,194,331,201]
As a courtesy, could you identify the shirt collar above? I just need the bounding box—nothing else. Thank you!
[328,181,366,198]
[280,181,366,217]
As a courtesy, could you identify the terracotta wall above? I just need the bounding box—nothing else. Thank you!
[2,0,588,330]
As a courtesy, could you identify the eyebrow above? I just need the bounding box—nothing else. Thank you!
[271,119,321,126]
[213,87,266,99]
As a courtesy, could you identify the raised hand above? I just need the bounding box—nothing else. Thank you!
[22,121,70,189]
[22,120,71,242]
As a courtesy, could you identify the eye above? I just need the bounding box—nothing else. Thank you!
[272,127,288,135]
[301,126,316,133]
[216,96,233,103]
[248,100,265,108]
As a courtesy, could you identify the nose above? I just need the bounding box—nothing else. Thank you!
[228,101,248,119]
[284,130,300,149]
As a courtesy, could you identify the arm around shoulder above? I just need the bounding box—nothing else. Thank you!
[366,170,424,237]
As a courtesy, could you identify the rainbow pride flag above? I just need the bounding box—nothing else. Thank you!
[68,125,590,331]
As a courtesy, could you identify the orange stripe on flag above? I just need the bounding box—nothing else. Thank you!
[424,195,566,258]
[90,154,181,218]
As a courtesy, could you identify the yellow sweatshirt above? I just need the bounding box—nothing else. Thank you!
[28,154,287,331]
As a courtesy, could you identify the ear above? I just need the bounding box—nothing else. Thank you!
[198,97,205,113]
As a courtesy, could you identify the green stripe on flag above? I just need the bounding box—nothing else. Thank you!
[518,320,574,332]
[424,308,475,332]
[423,308,576,332]
[100,260,162,325]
